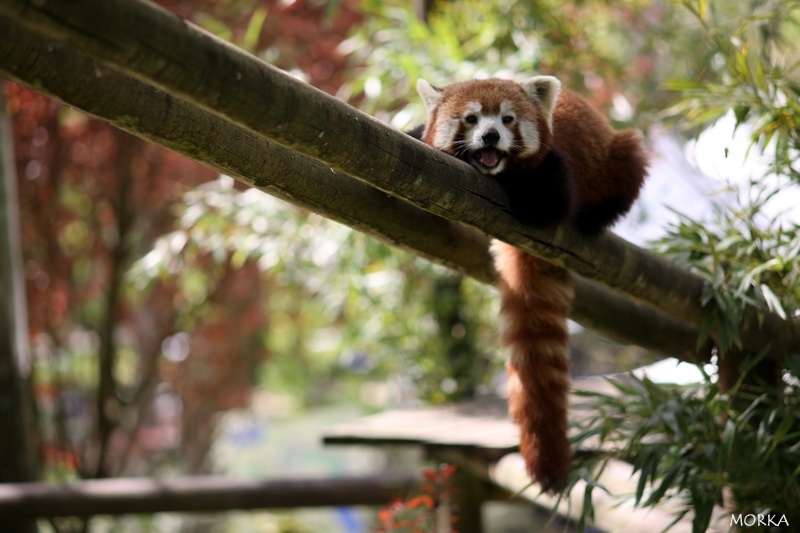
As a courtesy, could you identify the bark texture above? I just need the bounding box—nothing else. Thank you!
[0,18,715,362]
[2,0,795,360]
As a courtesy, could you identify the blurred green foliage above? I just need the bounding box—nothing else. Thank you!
[656,194,799,353]
[657,0,800,351]
[339,0,724,129]
[568,1,800,531]
[572,357,800,533]
[127,177,500,406]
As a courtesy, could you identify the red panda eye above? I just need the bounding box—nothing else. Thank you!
[465,115,478,124]
[502,115,514,124]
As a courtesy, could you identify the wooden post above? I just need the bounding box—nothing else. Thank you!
[0,84,39,533]
[450,465,488,533]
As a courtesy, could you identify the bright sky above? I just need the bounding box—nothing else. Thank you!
[608,113,799,383]
[616,112,800,246]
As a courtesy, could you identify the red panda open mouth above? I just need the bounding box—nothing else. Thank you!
[473,148,505,171]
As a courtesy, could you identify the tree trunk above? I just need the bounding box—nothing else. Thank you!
[0,83,39,532]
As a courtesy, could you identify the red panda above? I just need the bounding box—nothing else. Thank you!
[412,77,648,492]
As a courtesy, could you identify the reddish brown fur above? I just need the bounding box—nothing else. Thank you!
[493,241,574,492]
[422,79,546,148]
[416,77,648,493]
[423,79,647,224]
[550,91,648,231]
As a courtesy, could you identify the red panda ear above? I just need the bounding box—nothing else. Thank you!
[521,76,561,131]
[417,79,443,113]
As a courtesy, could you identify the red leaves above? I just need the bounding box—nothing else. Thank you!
[405,494,436,510]
[373,463,460,533]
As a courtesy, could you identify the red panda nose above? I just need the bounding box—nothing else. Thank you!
[482,128,500,145]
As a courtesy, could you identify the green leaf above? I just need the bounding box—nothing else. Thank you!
[634,449,658,506]
[645,462,681,506]
[721,419,736,460]
[691,495,715,533]
[664,78,709,92]
[733,104,750,126]
[759,284,787,319]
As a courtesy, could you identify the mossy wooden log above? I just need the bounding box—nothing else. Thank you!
[0,19,710,361]
[2,1,798,359]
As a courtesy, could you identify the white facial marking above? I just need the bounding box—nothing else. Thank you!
[428,94,544,175]
[467,115,509,150]
[432,118,460,151]
[416,79,442,112]
[518,118,541,157]
[522,76,561,132]
[464,101,482,116]
[457,102,510,155]
[466,114,510,175]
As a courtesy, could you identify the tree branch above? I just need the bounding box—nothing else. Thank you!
[3,0,797,360]
[0,19,712,363]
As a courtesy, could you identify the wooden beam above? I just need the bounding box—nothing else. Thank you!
[0,19,710,362]
[3,0,797,359]
[0,474,418,518]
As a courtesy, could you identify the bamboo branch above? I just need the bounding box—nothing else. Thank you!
[0,19,709,362]
[3,0,797,359]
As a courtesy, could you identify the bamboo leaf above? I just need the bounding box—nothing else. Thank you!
[759,284,787,319]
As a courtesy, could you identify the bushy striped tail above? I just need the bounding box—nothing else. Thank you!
[492,241,574,493]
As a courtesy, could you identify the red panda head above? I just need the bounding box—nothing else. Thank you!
[417,77,561,175]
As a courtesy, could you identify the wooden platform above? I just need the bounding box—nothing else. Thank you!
[323,395,518,457]
[323,374,625,455]
[321,369,722,533]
